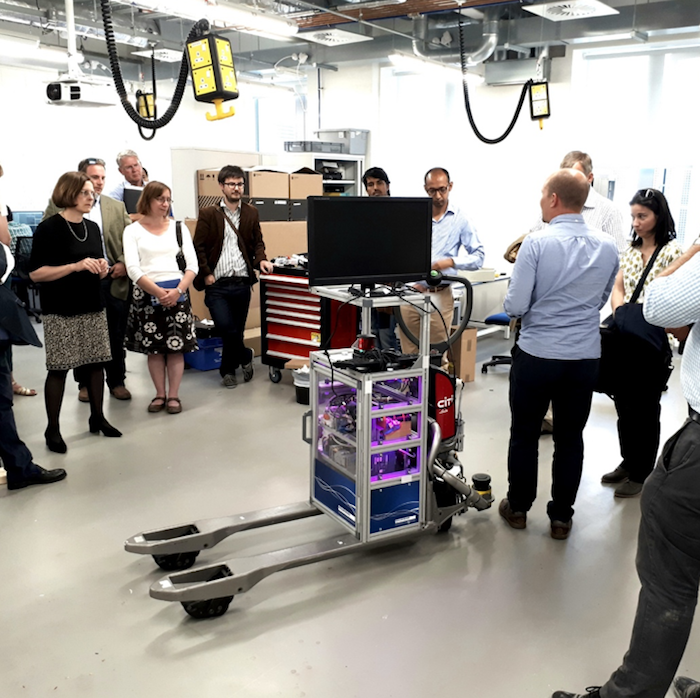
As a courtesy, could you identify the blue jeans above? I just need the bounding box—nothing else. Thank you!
[0,341,41,484]
[204,280,252,377]
[600,416,700,698]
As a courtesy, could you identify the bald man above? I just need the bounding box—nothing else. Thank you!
[499,169,619,540]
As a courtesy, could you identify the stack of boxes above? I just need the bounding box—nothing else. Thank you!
[188,167,323,370]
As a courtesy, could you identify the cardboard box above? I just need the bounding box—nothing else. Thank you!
[249,198,290,222]
[289,168,323,199]
[289,200,308,221]
[247,170,289,198]
[261,221,307,259]
[244,327,261,357]
[449,327,477,383]
[196,169,221,197]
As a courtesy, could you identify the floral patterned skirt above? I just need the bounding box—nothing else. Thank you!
[124,284,198,355]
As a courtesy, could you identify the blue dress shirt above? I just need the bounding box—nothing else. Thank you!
[432,203,484,276]
[504,213,619,360]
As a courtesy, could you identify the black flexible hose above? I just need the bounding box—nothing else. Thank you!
[458,14,531,145]
[99,0,209,135]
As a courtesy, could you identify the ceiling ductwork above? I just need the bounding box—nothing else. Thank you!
[412,11,498,67]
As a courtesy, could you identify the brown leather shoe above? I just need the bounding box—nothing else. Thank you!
[78,387,89,403]
[499,498,526,529]
[551,519,573,540]
[110,386,132,400]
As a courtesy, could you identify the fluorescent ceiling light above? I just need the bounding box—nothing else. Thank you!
[0,36,81,68]
[112,0,298,39]
[568,30,649,45]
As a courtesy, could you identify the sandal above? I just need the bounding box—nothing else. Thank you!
[148,396,166,413]
[166,397,182,414]
[12,381,37,397]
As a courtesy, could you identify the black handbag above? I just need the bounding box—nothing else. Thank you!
[175,221,187,273]
[597,245,671,395]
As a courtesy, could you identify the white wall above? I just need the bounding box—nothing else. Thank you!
[0,63,263,212]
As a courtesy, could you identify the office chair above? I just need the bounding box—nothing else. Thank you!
[481,312,513,373]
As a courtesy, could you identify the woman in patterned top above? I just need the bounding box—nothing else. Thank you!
[601,188,683,498]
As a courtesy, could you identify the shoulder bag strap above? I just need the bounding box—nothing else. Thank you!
[629,244,663,304]
[175,221,186,272]
[220,206,240,236]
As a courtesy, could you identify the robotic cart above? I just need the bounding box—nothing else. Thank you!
[125,285,493,619]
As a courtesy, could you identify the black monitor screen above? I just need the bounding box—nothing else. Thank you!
[307,196,432,287]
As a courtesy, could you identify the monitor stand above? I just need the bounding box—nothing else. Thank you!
[347,284,391,298]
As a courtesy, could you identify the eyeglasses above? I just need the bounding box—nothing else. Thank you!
[78,189,96,198]
[222,181,245,189]
[426,186,449,196]
[155,197,173,204]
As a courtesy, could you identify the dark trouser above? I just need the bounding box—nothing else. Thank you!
[613,338,669,484]
[204,279,252,377]
[0,341,40,484]
[600,414,700,698]
[372,308,398,352]
[506,345,599,522]
[75,278,129,390]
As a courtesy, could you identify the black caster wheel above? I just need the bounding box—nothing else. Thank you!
[433,479,458,533]
[182,595,234,619]
[152,551,200,571]
[481,365,488,374]
[269,367,282,383]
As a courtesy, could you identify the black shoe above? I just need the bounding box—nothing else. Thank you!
[552,688,600,698]
[601,465,629,484]
[8,465,67,490]
[551,519,573,540]
[45,429,67,454]
[242,357,254,382]
[674,677,700,698]
[498,498,526,529]
[88,417,122,438]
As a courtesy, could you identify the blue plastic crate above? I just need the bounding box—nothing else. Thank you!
[185,337,223,371]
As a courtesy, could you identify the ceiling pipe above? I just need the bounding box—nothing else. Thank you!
[63,0,84,77]
[412,10,499,67]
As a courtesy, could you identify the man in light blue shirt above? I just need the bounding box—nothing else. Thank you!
[398,167,484,354]
[499,168,619,540]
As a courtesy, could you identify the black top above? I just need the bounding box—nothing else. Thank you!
[29,214,104,316]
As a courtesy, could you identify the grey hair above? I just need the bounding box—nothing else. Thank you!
[116,149,140,168]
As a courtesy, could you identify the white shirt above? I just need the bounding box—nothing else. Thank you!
[644,251,700,413]
[214,200,248,279]
[123,220,198,284]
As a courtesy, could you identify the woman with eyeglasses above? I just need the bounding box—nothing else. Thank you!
[123,182,198,414]
[29,171,122,453]
[601,188,683,498]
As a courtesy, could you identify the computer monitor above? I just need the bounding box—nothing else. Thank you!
[307,196,432,288]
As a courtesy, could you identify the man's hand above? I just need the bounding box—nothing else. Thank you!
[110,261,127,278]
[260,260,274,274]
[432,258,454,272]
[204,274,216,286]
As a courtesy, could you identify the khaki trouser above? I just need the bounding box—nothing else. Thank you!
[398,286,454,355]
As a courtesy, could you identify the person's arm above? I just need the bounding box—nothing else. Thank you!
[600,259,620,309]
[448,221,484,271]
[0,215,9,247]
[193,211,217,286]
[250,211,272,273]
[610,268,625,312]
[504,236,537,318]
[30,258,104,282]
[180,226,199,290]
[644,244,700,328]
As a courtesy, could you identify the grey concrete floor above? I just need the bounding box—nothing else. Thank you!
[1,330,694,698]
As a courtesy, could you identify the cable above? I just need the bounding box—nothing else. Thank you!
[99,0,209,139]
[458,14,531,145]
